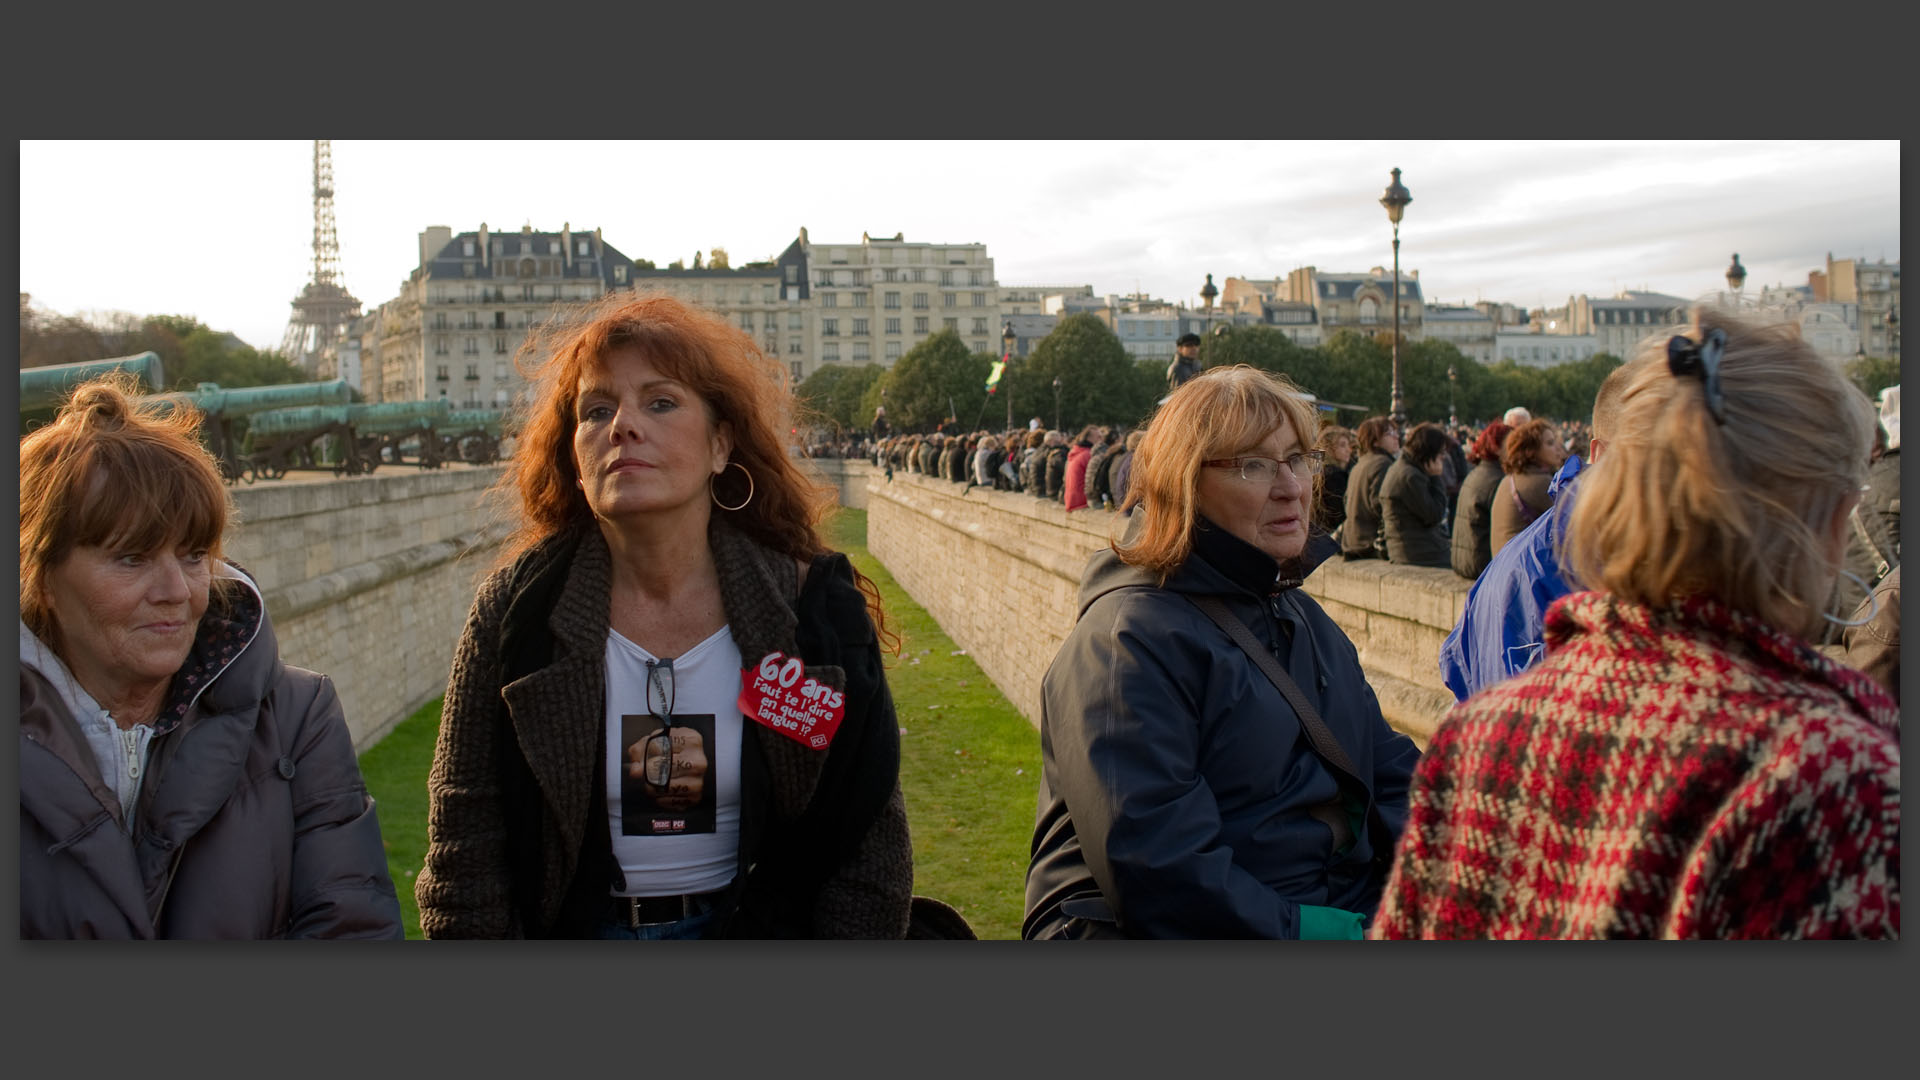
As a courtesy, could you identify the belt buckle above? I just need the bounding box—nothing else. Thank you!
[622,894,691,928]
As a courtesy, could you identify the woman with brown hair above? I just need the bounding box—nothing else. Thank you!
[19,377,402,938]
[1488,418,1566,557]
[1340,416,1399,559]
[1375,308,1899,938]
[1025,366,1420,938]
[1315,425,1354,533]
[1379,422,1453,569]
[416,294,913,939]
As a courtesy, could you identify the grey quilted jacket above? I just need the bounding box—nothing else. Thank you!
[18,563,403,939]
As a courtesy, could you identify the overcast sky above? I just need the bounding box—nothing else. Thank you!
[20,140,1900,353]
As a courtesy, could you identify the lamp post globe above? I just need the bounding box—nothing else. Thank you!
[1052,375,1062,432]
[1379,168,1413,428]
[1447,362,1458,428]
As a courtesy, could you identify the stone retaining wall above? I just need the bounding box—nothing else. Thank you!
[798,455,876,509]
[225,465,510,750]
[864,471,1467,744]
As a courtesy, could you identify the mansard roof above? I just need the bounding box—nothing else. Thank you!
[422,228,636,285]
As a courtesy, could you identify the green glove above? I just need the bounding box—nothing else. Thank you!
[1298,904,1365,940]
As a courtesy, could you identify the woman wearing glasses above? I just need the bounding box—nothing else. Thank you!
[417,295,913,939]
[1374,310,1900,938]
[1025,366,1423,939]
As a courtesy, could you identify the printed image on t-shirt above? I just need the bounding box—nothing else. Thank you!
[620,712,719,836]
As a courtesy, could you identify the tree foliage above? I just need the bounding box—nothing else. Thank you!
[1846,354,1901,402]
[1002,313,1156,433]
[795,362,886,434]
[707,247,730,270]
[19,295,305,392]
[863,330,990,432]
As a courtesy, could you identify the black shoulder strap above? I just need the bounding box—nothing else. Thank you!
[1188,595,1361,780]
[1187,594,1364,853]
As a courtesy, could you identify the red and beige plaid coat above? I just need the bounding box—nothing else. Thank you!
[1373,590,1900,939]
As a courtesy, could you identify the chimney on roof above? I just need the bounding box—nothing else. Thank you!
[799,226,809,245]
[593,227,603,259]
[478,222,489,269]
[419,225,453,270]
[562,222,572,269]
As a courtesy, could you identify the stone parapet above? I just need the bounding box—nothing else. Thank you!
[225,465,510,750]
[798,456,877,509]
[865,471,1469,744]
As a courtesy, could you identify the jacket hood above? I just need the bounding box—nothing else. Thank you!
[18,559,270,730]
[1077,515,1338,618]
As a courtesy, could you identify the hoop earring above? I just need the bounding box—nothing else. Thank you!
[1821,568,1881,629]
[710,460,754,512]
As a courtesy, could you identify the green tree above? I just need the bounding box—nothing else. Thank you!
[707,248,729,270]
[1202,326,1328,392]
[866,330,990,432]
[1010,313,1155,432]
[1317,330,1393,419]
[795,362,885,433]
[1847,355,1901,401]
[1541,352,1624,423]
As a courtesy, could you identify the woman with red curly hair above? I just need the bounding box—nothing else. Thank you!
[1448,421,1511,580]
[1488,418,1566,558]
[417,294,913,939]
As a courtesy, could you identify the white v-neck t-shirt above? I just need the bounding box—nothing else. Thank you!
[603,624,744,896]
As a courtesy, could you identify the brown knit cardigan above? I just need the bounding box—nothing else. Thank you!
[416,517,913,938]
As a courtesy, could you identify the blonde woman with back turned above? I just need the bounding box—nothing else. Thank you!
[1374,308,1899,939]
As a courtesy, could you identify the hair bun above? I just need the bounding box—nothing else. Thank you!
[65,377,139,429]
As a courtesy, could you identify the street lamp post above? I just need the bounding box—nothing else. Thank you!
[1725,253,1747,306]
[1052,375,1062,432]
[1448,362,1458,428]
[1380,168,1413,428]
[1002,322,1017,432]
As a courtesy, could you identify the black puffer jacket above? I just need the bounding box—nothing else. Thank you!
[19,563,403,939]
[1024,522,1421,938]
[1380,456,1451,569]
[1342,450,1393,558]
[1450,458,1504,579]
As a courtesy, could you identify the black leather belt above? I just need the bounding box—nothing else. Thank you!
[609,891,722,928]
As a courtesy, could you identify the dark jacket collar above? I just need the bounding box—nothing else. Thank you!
[1076,514,1338,616]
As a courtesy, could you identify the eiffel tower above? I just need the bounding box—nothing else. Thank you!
[279,139,362,373]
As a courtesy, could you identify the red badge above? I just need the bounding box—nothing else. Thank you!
[739,651,846,750]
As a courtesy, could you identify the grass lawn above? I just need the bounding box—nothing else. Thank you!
[355,697,441,940]
[359,506,1042,940]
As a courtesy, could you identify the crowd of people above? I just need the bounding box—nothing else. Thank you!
[868,419,1145,513]
[1026,308,1900,940]
[19,294,1899,940]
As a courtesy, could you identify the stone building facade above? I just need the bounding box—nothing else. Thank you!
[1565,290,1691,360]
[372,223,638,405]
[798,229,1002,374]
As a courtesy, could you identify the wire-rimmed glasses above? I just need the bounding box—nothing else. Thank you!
[1202,452,1325,485]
